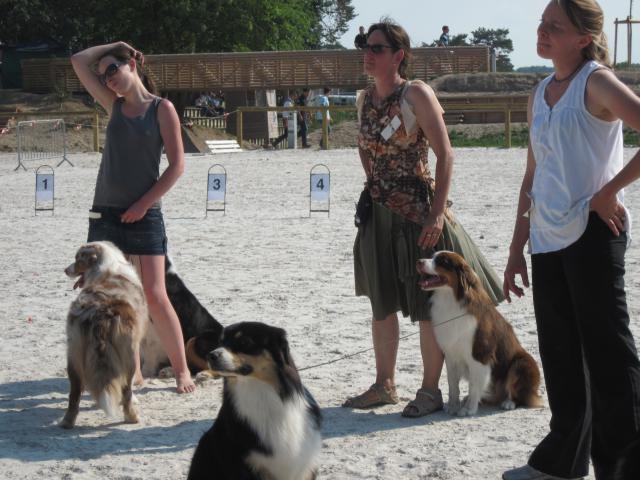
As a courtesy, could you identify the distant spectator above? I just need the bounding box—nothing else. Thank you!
[438,25,450,47]
[354,26,368,49]
[315,87,331,148]
[297,87,311,148]
[271,92,294,149]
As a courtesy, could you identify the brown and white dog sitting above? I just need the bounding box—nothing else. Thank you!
[417,251,543,416]
[60,241,148,429]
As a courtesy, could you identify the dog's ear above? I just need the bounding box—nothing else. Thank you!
[455,261,478,300]
[272,327,293,367]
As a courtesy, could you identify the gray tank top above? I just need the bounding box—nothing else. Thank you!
[93,96,164,209]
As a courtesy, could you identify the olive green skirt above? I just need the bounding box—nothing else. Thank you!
[354,202,505,322]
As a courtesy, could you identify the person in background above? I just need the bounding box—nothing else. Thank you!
[438,25,450,47]
[271,91,294,149]
[502,1,640,478]
[354,26,368,49]
[316,87,331,148]
[297,87,311,148]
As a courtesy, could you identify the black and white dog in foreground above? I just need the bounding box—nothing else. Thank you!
[188,322,322,480]
[139,256,223,377]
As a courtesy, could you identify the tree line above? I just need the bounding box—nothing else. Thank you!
[0,0,355,53]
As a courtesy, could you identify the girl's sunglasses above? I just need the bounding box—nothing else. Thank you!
[363,44,394,54]
[98,63,124,85]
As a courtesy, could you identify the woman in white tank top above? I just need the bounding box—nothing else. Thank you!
[503,2,640,480]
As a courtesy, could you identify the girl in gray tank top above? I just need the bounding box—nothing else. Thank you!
[71,41,196,394]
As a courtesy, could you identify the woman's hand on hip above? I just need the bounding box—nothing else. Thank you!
[503,250,529,303]
[120,202,148,223]
[418,211,444,250]
[590,188,626,236]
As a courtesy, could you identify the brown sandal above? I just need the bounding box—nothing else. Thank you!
[401,388,443,417]
[342,383,399,409]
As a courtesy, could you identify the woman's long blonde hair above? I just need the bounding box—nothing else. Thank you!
[555,0,611,67]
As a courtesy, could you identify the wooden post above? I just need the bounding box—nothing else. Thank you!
[628,16,633,66]
[504,107,512,148]
[236,109,243,146]
[322,107,329,150]
[614,18,619,66]
[93,111,99,152]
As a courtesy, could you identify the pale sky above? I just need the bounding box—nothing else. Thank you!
[338,0,638,68]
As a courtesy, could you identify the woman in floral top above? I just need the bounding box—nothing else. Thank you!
[343,19,504,417]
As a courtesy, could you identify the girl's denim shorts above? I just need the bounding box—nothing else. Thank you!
[87,206,167,256]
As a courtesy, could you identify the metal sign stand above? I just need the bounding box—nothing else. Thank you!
[35,165,55,216]
[206,164,227,217]
[309,163,330,217]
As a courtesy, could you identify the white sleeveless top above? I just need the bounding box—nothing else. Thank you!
[529,61,628,254]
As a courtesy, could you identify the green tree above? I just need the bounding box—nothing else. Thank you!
[469,27,514,72]
[0,0,354,52]
[421,33,469,48]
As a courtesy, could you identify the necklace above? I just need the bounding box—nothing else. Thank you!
[552,60,586,83]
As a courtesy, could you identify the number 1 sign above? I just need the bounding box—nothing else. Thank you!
[309,164,330,216]
[35,165,54,215]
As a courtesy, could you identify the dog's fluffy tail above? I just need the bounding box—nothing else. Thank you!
[97,383,122,417]
[507,350,544,408]
[85,319,132,417]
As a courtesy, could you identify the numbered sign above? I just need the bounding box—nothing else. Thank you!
[35,165,55,215]
[207,173,226,201]
[206,164,227,216]
[310,173,329,201]
[36,173,54,201]
[309,164,330,216]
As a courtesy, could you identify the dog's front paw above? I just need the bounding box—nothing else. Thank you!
[58,418,75,429]
[195,370,220,384]
[158,366,175,379]
[457,400,479,417]
[500,398,516,410]
[444,399,461,415]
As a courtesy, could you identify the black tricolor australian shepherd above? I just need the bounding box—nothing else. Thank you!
[417,251,543,416]
[139,255,223,377]
[188,322,322,480]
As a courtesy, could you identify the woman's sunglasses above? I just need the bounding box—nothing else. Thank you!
[363,44,394,54]
[98,63,124,85]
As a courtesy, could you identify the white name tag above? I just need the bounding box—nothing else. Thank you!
[380,115,401,141]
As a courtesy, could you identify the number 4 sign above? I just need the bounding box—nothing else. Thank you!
[309,164,330,216]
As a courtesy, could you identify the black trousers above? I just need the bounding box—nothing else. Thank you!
[528,213,640,479]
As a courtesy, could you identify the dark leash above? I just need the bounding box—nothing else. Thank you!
[298,311,470,372]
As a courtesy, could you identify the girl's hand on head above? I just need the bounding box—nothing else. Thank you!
[118,42,144,66]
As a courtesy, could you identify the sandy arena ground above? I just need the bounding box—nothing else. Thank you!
[0,147,639,479]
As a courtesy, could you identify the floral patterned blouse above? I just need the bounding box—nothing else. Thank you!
[357,82,438,226]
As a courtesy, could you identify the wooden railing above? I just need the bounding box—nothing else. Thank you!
[183,107,226,129]
[21,47,490,93]
[236,103,528,148]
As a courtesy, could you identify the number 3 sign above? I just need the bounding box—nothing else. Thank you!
[206,164,227,216]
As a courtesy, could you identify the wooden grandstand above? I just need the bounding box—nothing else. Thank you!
[21,47,490,93]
